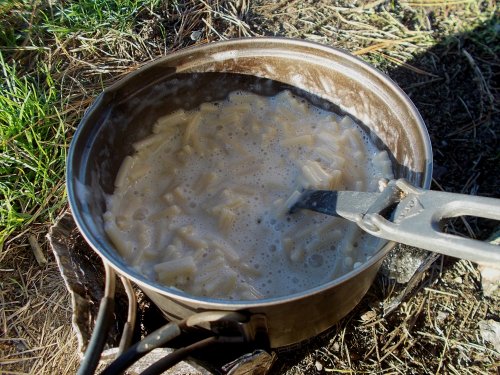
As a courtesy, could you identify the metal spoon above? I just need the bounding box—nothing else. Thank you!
[290,179,500,267]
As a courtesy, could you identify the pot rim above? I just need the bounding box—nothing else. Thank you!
[67,37,433,309]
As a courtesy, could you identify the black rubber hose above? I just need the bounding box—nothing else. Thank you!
[100,322,181,375]
[76,296,115,375]
[139,336,219,375]
[101,310,249,374]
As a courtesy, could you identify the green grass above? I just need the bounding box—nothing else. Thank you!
[43,0,162,36]
[0,0,164,249]
[0,52,67,248]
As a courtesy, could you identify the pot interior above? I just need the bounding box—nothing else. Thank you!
[67,39,432,303]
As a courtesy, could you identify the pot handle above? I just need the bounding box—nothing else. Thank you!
[357,179,500,268]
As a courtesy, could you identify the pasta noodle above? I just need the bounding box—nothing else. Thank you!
[176,226,208,250]
[150,205,181,221]
[155,256,197,283]
[127,161,151,183]
[105,90,394,300]
[183,112,202,146]
[104,220,134,258]
[194,172,218,193]
[114,155,134,188]
[217,207,236,234]
[153,109,188,133]
[133,133,165,152]
[281,134,314,147]
[209,239,240,263]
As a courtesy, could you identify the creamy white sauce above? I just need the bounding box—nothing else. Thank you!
[104,90,393,300]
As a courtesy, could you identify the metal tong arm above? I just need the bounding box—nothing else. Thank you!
[359,179,500,267]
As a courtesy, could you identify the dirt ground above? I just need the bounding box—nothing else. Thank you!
[1,1,498,374]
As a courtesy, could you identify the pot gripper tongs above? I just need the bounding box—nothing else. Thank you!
[291,179,500,267]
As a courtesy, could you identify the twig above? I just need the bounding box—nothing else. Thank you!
[462,49,494,104]
[372,326,381,364]
[201,17,226,40]
[435,327,451,374]
[28,235,47,266]
[376,52,440,77]
[416,331,499,355]
[353,36,421,55]
[423,288,458,298]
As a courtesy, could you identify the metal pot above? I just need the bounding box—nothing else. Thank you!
[67,38,432,349]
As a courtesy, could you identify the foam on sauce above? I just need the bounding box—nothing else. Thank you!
[104,90,394,300]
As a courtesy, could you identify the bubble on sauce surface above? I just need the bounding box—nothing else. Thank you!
[308,254,324,268]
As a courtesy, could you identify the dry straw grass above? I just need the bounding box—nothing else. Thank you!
[1,0,498,374]
[1,230,79,373]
